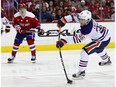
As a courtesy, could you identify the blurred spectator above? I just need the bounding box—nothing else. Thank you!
[32,0,41,20]
[27,1,34,12]
[106,0,114,6]
[34,0,40,10]
[41,6,51,22]
[111,7,115,20]
[68,1,72,7]
[49,12,58,22]
[8,0,115,21]
[54,6,60,14]
[33,8,39,20]
[111,13,115,20]
[80,0,88,11]
[67,8,72,15]
[63,0,69,8]
[1,8,7,17]
[71,7,77,13]
[88,0,101,19]
[48,1,55,13]
[63,8,68,16]
[99,0,111,19]
[71,0,79,7]
[42,0,49,8]
[77,0,88,12]
[56,9,64,20]
[49,1,54,7]
[59,1,64,8]
[63,8,72,16]
[54,0,59,7]
[49,7,55,14]
[110,1,114,8]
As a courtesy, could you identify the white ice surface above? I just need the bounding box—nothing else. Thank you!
[1,49,115,87]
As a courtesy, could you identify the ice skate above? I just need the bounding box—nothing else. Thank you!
[31,56,36,63]
[99,58,111,66]
[8,57,15,63]
[72,71,85,79]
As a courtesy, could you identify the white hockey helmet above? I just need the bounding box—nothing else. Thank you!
[79,10,92,24]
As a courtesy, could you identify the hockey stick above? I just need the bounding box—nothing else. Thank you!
[58,27,73,84]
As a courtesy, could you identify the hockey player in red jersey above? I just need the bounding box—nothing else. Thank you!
[56,10,111,79]
[8,3,44,63]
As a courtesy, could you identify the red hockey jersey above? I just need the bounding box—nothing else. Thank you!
[12,11,40,31]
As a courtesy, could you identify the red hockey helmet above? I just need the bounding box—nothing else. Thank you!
[19,3,26,8]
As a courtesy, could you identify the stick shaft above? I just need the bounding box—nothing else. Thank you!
[58,27,70,82]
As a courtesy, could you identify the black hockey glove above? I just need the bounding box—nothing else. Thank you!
[56,39,67,48]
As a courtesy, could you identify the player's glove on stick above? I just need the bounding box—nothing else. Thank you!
[57,17,67,28]
[56,39,67,48]
[5,25,10,33]
[15,25,27,34]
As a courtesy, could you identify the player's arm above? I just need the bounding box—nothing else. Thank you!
[56,29,85,48]
[1,15,8,25]
[12,16,28,34]
[57,15,74,28]
[12,17,22,33]
[32,17,44,35]
[73,29,85,43]
[1,13,11,33]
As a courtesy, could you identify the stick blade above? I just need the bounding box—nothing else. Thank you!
[67,79,73,84]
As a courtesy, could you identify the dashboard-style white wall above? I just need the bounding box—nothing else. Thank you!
[1,22,115,46]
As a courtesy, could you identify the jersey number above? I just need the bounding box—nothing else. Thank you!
[96,25,106,33]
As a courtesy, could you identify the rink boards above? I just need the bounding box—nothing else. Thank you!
[1,22,115,52]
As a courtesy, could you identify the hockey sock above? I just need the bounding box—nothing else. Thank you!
[98,51,110,62]
[12,42,20,57]
[79,50,89,71]
[27,39,36,56]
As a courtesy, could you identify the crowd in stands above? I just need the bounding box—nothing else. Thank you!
[19,0,115,22]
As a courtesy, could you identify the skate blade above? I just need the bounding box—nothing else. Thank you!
[72,76,85,80]
[7,61,13,63]
[99,63,112,66]
[31,61,36,63]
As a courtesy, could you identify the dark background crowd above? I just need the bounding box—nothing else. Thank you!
[2,0,115,22]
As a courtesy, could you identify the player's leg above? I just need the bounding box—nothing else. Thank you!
[73,38,111,78]
[72,49,88,79]
[8,33,24,63]
[96,38,111,66]
[26,33,36,62]
[97,51,111,66]
[27,39,36,62]
[72,41,102,79]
